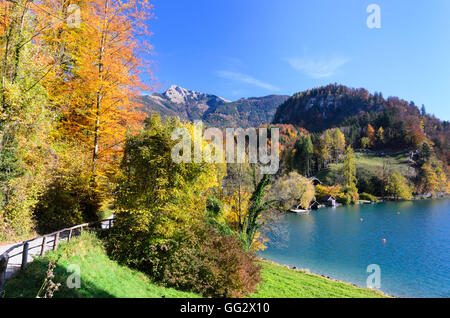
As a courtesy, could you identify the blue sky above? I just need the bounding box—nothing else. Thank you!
[144,0,450,120]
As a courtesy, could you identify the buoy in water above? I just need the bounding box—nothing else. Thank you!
[382,238,386,243]
[360,218,363,222]
[397,212,400,215]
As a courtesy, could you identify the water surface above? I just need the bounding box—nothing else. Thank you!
[261,199,450,297]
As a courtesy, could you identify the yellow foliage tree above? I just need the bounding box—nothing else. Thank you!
[42,0,154,178]
[315,184,344,198]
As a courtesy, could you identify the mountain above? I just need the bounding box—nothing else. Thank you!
[202,95,290,127]
[273,84,389,131]
[138,85,289,128]
[272,84,449,164]
[139,85,231,122]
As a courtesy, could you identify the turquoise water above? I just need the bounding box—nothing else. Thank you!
[260,199,450,298]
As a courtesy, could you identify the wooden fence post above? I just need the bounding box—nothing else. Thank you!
[53,232,60,250]
[108,219,112,228]
[68,229,73,241]
[0,254,10,292]
[40,236,47,257]
[21,242,29,271]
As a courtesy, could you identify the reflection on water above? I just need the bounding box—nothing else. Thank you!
[260,199,450,297]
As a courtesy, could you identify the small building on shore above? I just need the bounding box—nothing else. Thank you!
[309,201,320,210]
[309,177,322,186]
[319,195,337,207]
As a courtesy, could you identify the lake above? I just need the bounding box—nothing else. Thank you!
[260,198,450,298]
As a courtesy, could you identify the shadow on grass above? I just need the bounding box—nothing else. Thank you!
[2,258,114,298]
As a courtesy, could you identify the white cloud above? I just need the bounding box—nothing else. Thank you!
[216,70,280,91]
[287,57,350,79]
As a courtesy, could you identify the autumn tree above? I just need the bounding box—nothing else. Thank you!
[315,184,343,197]
[0,1,58,239]
[361,137,370,149]
[366,124,375,147]
[44,0,154,178]
[331,128,346,163]
[268,171,315,210]
[341,146,359,203]
[221,162,254,232]
[377,126,385,145]
[318,129,332,168]
[416,160,448,195]
[386,172,412,200]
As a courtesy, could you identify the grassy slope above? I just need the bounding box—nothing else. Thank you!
[253,261,386,298]
[3,233,387,298]
[316,151,412,184]
[3,233,199,298]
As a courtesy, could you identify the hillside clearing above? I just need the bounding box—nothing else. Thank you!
[316,151,413,185]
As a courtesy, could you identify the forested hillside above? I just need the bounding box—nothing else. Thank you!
[273,84,449,166]
[266,84,449,202]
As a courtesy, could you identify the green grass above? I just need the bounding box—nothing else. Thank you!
[3,233,199,298]
[3,233,387,298]
[252,261,387,298]
[316,151,412,185]
[353,152,411,174]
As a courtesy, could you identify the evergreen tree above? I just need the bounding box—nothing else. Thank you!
[244,174,273,249]
[421,105,427,116]
[301,135,314,176]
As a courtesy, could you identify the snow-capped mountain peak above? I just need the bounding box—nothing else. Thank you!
[163,85,230,104]
[164,85,199,104]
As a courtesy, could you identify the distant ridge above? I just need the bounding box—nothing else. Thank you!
[138,85,289,128]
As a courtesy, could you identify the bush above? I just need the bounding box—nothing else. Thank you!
[206,196,224,217]
[386,172,413,200]
[357,175,374,194]
[360,192,377,202]
[161,225,262,298]
[337,193,352,205]
[106,215,261,298]
[33,142,103,233]
[34,180,101,233]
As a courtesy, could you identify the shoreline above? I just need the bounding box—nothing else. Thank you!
[311,194,450,212]
[258,257,393,298]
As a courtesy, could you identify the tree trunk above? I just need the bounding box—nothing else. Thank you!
[92,0,109,171]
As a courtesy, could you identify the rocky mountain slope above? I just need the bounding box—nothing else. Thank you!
[138,85,289,127]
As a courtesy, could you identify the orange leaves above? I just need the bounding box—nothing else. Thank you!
[366,124,376,146]
[316,184,344,198]
[41,0,154,174]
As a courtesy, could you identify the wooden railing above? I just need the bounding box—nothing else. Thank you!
[0,217,115,292]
